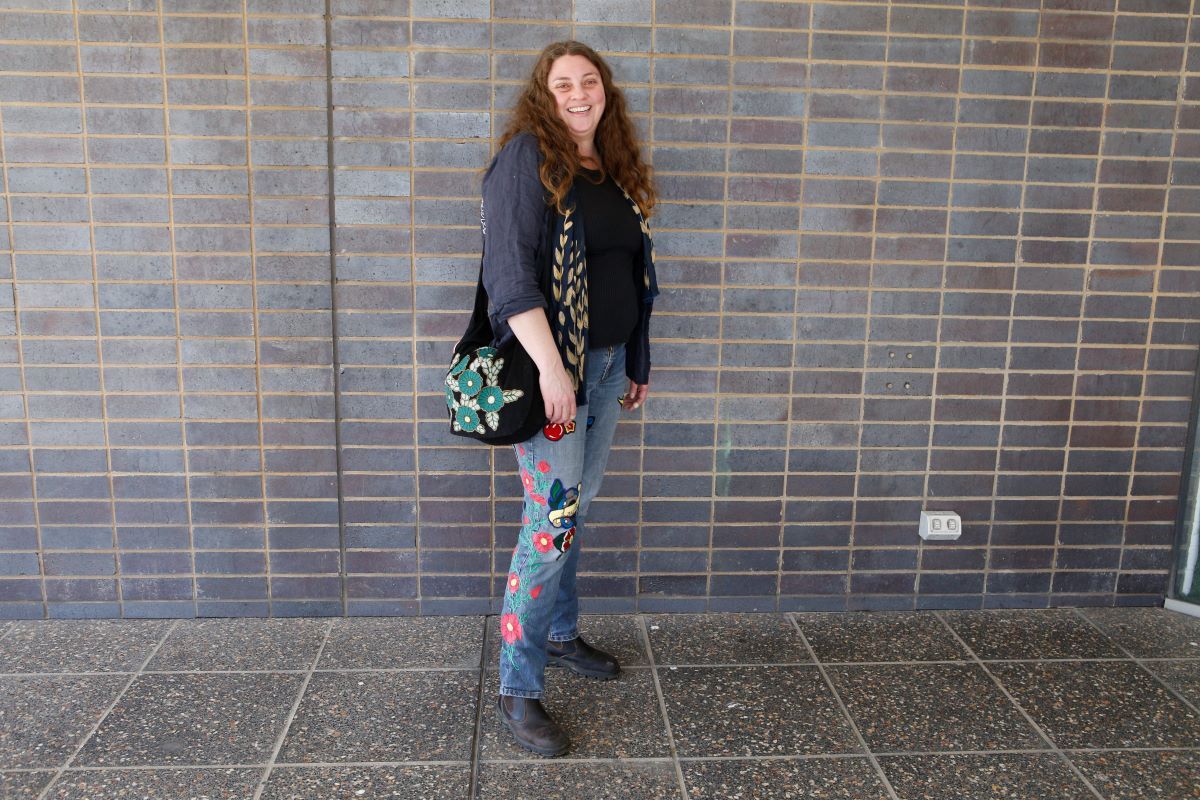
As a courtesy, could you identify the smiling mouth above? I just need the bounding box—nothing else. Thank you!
[567,105,591,113]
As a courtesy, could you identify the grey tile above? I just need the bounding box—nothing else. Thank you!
[262,765,471,800]
[74,673,304,766]
[682,757,889,800]
[475,762,680,799]
[1068,750,1200,800]
[0,621,172,673]
[45,768,260,799]
[1142,659,1200,708]
[277,670,477,763]
[990,661,1200,749]
[646,614,809,665]
[319,616,484,670]
[940,609,1126,660]
[879,753,1094,799]
[0,675,128,768]
[826,664,1043,752]
[480,668,669,760]
[147,619,328,672]
[0,771,56,798]
[1079,608,1200,659]
[484,613,649,667]
[658,666,861,756]
[795,611,967,662]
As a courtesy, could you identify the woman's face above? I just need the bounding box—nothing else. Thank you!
[547,54,605,148]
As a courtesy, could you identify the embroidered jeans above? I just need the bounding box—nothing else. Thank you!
[498,343,628,699]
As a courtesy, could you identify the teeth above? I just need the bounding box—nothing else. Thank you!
[568,106,590,112]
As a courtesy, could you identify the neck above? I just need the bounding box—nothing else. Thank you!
[574,136,597,161]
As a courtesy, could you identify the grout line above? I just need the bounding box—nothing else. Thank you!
[639,614,691,800]
[7,652,1197,678]
[466,614,488,800]
[157,0,199,620]
[35,618,182,800]
[787,612,901,800]
[1051,2,1120,606]
[914,0,971,602]
[930,609,1106,799]
[9,746,1200,775]
[982,0,1044,608]
[0,62,47,621]
[1070,607,1200,718]
[778,0,815,616]
[407,0,422,616]
[323,0,349,618]
[250,618,334,800]
[704,0,731,615]
[235,0,270,616]
[68,0,122,618]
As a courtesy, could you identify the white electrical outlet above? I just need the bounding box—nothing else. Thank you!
[919,511,961,541]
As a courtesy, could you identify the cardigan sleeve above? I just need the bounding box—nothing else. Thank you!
[481,132,549,327]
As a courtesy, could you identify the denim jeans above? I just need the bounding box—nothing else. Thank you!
[498,343,628,699]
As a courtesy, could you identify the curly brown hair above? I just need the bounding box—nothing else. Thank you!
[496,40,656,218]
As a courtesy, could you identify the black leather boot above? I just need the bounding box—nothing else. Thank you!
[546,635,621,679]
[497,695,570,757]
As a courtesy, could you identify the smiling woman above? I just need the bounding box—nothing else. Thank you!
[473,40,660,758]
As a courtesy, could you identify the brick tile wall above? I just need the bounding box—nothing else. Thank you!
[0,0,1197,618]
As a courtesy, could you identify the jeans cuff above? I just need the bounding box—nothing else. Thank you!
[499,686,543,700]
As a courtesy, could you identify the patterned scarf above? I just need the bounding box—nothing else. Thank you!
[548,182,659,396]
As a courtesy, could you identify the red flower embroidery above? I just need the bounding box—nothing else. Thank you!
[521,470,534,492]
[533,531,554,553]
[517,445,525,457]
[507,572,520,593]
[501,613,523,644]
[530,585,542,599]
[537,460,550,473]
[530,493,546,505]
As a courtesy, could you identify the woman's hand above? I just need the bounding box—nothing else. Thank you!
[622,380,649,411]
[540,363,577,424]
[505,307,576,424]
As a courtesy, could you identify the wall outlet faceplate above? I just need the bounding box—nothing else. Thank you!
[919,511,961,541]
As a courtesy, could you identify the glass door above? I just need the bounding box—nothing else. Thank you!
[1167,355,1200,618]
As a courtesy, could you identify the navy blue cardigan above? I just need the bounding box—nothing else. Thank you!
[480,132,658,404]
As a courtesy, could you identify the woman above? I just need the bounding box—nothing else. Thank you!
[479,40,659,757]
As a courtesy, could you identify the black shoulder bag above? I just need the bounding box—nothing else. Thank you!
[444,208,555,445]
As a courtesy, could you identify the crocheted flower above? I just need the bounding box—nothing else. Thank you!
[500,613,523,644]
[477,385,504,413]
[507,572,520,593]
[537,460,550,473]
[455,406,479,432]
[533,531,554,553]
[521,470,534,493]
[457,369,482,397]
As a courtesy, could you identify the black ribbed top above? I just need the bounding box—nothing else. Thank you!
[575,167,642,349]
